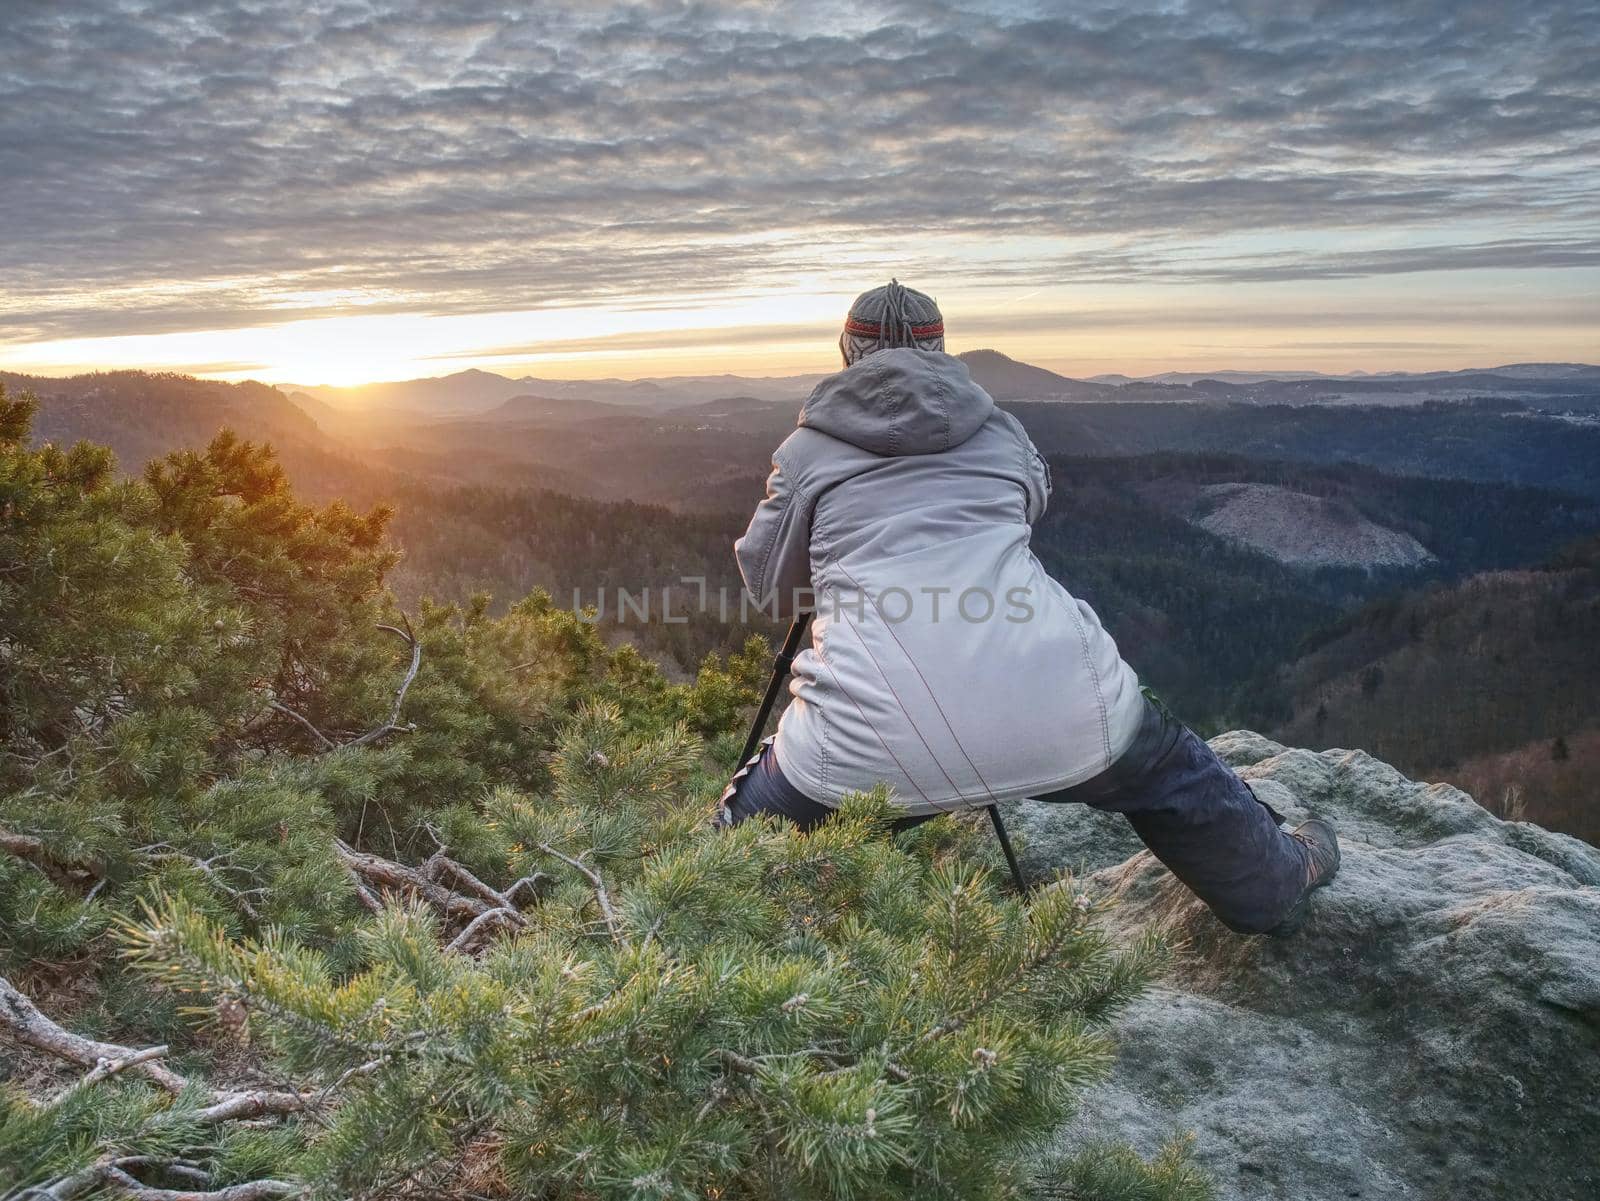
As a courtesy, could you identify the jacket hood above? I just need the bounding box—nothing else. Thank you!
[797,348,995,456]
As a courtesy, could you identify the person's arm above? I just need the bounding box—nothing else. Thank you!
[994,409,1052,523]
[1023,436,1052,524]
[734,448,815,618]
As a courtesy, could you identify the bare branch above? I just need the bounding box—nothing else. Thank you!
[342,617,421,750]
[345,871,384,915]
[444,908,518,955]
[2,974,188,1094]
[189,1090,314,1125]
[505,874,550,907]
[265,701,336,751]
[74,1045,171,1092]
[140,852,262,922]
[537,844,622,941]
[716,1048,762,1076]
[434,860,527,924]
[1,974,311,1124]
[31,1163,299,1201]
[258,613,420,753]
[331,839,492,923]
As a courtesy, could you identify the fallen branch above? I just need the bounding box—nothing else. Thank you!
[332,839,492,924]
[346,871,384,915]
[73,1044,171,1092]
[27,1161,298,1201]
[444,907,519,954]
[505,874,550,907]
[2,974,188,1094]
[0,974,310,1121]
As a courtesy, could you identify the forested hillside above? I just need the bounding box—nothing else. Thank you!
[1007,400,1600,501]
[1,385,1205,1201]
[1258,537,1600,842]
[2,371,328,468]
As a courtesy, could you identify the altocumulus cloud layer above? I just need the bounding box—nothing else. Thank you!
[2,0,1597,343]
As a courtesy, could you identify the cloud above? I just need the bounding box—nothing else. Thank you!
[1,0,1597,343]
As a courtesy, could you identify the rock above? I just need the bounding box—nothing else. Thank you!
[998,797,1146,881]
[1040,732,1600,1201]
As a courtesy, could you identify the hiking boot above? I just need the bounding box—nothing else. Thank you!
[1266,818,1341,939]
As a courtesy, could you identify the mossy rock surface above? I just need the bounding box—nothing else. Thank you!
[1036,733,1600,1201]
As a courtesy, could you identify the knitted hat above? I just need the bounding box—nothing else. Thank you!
[839,280,945,367]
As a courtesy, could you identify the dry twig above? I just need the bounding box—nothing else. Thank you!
[0,974,310,1119]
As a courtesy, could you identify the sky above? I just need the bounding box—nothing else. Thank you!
[1,0,1597,386]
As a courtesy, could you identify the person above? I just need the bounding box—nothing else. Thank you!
[717,281,1338,936]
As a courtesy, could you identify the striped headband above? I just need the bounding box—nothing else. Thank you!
[843,315,945,339]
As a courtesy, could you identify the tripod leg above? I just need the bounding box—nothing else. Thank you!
[737,612,812,765]
[987,805,1030,896]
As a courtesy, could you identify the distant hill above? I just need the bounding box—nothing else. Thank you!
[294,368,826,415]
[296,368,535,414]
[1032,454,1600,720]
[5,370,328,467]
[480,394,628,424]
[1091,362,1600,385]
[1006,400,1600,499]
[1141,370,1334,385]
[958,349,1110,400]
[283,357,1600,418]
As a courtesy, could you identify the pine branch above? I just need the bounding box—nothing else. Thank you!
[911,897,1089,1051]
[265,701,336,751]
[536,843,622,941]
[342,617,421,750]
[260,614,419,752]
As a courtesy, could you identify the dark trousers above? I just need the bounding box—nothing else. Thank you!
[717,698,1310,935]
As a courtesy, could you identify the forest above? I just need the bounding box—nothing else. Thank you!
[1260,535,1600,842]
[12,368,1600,844]
[0,384,1215,1200]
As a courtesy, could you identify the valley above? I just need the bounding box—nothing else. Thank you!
[9,353,1600,842]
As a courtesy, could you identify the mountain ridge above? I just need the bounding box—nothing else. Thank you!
[277,353,1600,413]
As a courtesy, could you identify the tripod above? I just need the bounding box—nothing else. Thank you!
[738,613,1031,896]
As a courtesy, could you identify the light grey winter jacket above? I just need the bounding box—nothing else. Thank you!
[734,348,1144,816]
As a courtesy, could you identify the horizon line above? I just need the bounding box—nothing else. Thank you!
[6,351,1597,393]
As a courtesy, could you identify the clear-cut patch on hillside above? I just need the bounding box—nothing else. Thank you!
[1189,482,1435,569]
[1004,734,1600,1201]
